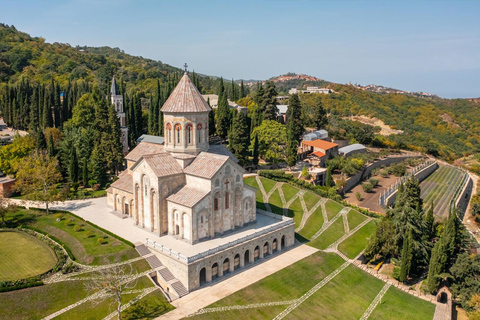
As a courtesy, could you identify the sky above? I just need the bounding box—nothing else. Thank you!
[1,0,479,98]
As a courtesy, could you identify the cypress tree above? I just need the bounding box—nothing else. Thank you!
[313,97,328,130]
[208,103,216,136]
[69,147,79,183]
[47,130,55,157]
[43,93,53,128]
[326,167,333,187]
[399,228,414,282]
[262,81,279,121]
[148,95,154,134]
[228,111,250,166]
[427,237,448,293]
[287,94,304,142]
[82,157,89,187]
[424,201,435,240]
[215,85,231,139]
[240,80,245,99]
[252,133,259,166]
[36,130,47,150]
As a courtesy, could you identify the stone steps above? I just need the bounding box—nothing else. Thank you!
[171,280,189,297]
[135,244,151,256]
[145,255,164,269]
[158,266,175,281]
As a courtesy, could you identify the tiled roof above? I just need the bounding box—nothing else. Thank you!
[302,139,338,150]
[183,152,229,179]
[110,173,133,193]
[208,145,238,163]
[125,142,164,162]
[166,186,210,208]
[312,151,326,158]
[142,153,184,177]
[161,73,211,113]
[136,134,165,145]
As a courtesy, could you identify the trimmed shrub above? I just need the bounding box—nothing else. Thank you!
[73,224,82,232]
[85,230,94,238]
[369,178,379,188]
[97,237,108,245]
[355,192,362,201]
[362,182,373,193]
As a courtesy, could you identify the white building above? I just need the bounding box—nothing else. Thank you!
[110,77,129,153]
[289,87,332,95]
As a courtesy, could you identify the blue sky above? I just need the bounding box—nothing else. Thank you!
[1,0,479,98]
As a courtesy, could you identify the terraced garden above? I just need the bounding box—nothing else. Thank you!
[207,176,436,320]
[420,164,467,218]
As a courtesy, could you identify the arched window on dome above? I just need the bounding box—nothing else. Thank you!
[197,124,203,143]
[166,123,172,145]
[186,124,193,145]
[175,124,182,145]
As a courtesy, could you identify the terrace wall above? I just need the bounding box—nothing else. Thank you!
[343,154,421,192]
[455,174,473,217]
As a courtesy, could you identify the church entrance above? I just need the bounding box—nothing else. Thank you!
[199,268,206,286]
[124,203,129,215]
[281,235,285,250]
[175,225,180,235]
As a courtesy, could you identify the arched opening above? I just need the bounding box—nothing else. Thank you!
[223,258,230,275]
[197,123,202,143]
[199,267,207,286]
[175,225,180,235]
[272,238,278,253]
[214,197,219,211]
[166,123,172,145]
[263,242,270,257]
[212,263,219,280]
[175,124,182,145]
[439,292,448,304]
[234,254,240,270]
[186,124,193,145]
[254,246,260,262]
[281,235,285,250]
[244,250,250,265]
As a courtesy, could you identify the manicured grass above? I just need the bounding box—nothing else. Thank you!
[288,197,303,227]
[259,177,277,194]
[55,276,160,320]
[281,183,299,203]
[122,290,175,320]
[308,217,345,250]
[325,200,343,220]
[297,206,324,240]
[0,281,91,320]
[303,191,321,212]
[6,209,138,265]
[267,189,284,215]
[288,264,385,320]
[347,210,368,230]
[338,220,377,259]
[209,251,344,306]
[188,305,287,320]
[369,286,435,320]
[0,231,57,281]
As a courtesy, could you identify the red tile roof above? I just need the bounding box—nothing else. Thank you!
[161,73,211,113]
[125,142,164,162]
[312,151,326,158]
[167,186,210,208]
[110,173,133,193]
[142,153,184,177]
[302,139,338,150]
[183,152,229,179]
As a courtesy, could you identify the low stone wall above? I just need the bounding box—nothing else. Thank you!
[454,173,473,217]
[344,154,421,192]
[384,162,438,208]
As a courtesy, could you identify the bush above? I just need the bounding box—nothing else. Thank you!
[355,192,362,201]
[390,163,407,177]
[73,224,82,232]
[392,266,401,281]
[85,230,94,238]
[72,182,79,192]
[369,178,379,188]
[54,213,63,221]
[65,219,75,226]
[380,170,389,178]
[97,237,107,245]
[362,182,373,193]
[92,183,101,191]
[88,179,97,187]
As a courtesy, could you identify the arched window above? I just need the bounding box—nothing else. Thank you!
[236,174,240,182]
[166,123,172,144]
[225,192,230,209]
[175,124,182,144]
[214,197,219,211]
[197,124,203,143]
[186,124,193,145]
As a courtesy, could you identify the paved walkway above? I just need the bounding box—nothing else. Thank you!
[157,244,318,319]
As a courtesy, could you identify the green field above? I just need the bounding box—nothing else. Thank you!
[297,206,324,240]
[369,286,436,320]
[325,200,343,219]
[308,217,345,249]
[0,231,58,281]
[5,208,138,265]
[338,220,377,259]
[347,210,368,229]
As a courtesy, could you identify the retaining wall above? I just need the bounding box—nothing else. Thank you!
[344,154,421,192]
[384,162,438,208]
[455,174,473,217]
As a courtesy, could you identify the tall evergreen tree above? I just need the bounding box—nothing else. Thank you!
[69,147,79,184]
[215,82,231,139]
[82,157,89,187]
[240,80,245,99]
[35,130,47,150]
[228,111,250,166]
[313,97,328,130]
[252,133,259,166]
[47,130,55,157]
[262,81,279,121]
[287,94,304,142]
[399,228,414,282]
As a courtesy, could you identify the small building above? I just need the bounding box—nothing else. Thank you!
[338,144,367,158]
[300,139,338,159]
[303,130,328,141]
[289,87,332,95]
[0,176,15,197]
[276,105,289,124]
[309,167,328,186]
[201,94,246,114]
[136,134,165,145]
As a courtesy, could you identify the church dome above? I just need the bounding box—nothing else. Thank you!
[161,73,211,113]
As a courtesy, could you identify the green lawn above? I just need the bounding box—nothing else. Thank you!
[208,251,344,306]
[244,177,268,211]
[0,231,58,281]
[325,200,343,220]
[338,220,377,259]
[288,197,304,227]
[188,305,287,320]
[297,206,324,240]
[267,189,284,215]
[5,208,138,265]
[303,191,321,212]
[347,210,368,230]
[308,217,345,250]
[259,177,277,194]
[287,264,385,320]
[281,183,299,203]
[369,286,435,320]
[0,281,91,320]
[123,290,175,320]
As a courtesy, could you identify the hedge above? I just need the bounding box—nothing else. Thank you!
[0,280,43,292]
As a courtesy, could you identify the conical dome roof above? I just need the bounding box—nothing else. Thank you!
[161,73,211,113]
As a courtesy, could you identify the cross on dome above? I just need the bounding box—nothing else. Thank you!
[184,63,188,73]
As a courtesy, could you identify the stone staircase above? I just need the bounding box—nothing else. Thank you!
[135,244,189,299]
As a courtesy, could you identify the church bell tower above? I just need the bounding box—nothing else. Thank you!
[111,76,129,154]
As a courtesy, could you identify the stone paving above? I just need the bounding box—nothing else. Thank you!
[359,282,391,320]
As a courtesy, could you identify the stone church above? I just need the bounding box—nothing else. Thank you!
[107,73,294,295]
